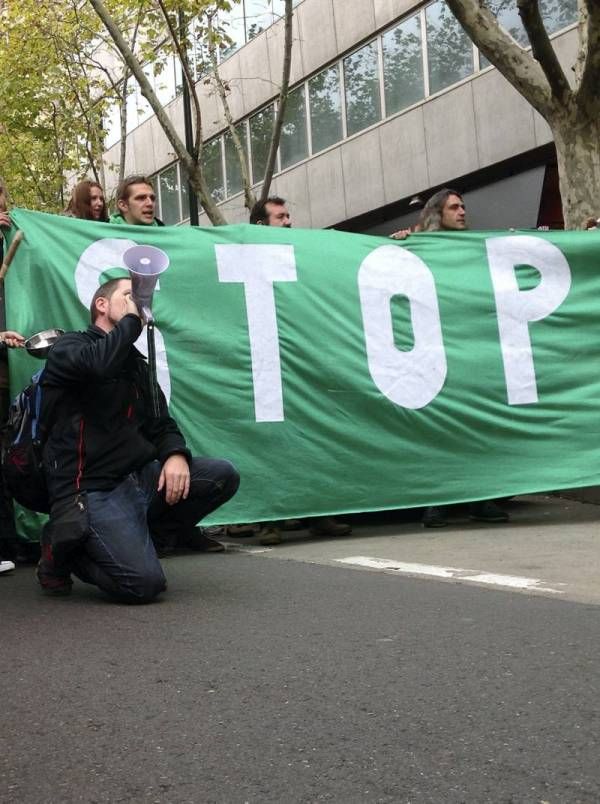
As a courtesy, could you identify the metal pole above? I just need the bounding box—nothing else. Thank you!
[179,10,199,226]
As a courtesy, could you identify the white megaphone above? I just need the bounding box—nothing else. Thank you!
[123,244,170,322]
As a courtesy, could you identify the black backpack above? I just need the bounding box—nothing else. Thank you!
[2,368,50,513]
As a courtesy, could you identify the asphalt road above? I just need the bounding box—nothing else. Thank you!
[2,505,600,804]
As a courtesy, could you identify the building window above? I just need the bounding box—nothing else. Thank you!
[382,13,424,115]
[540,0,578,34]
[344,40,381,137]
[220,5,246,59]
[480,0,575,68]
[426,0,474,94]
[154,56,177,105]
[158,164,182,225]
[308,64,343,154]
[219,0,298,58]
[245,0,275,40]
[180,170,190,221]
[224,123,249,197]
[202,138,225,202]
[280,84,308,169]
[154,163,190,224]
[249,104,275,183]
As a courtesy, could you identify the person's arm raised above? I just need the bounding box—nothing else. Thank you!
[47,314,143,384]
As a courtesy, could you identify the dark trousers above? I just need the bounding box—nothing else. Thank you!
[54,457,239,603]
[0,386,17,557]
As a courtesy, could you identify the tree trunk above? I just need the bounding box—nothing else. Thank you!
[552,111,600,229]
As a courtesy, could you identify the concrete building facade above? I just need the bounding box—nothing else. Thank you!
[102,0,578,232]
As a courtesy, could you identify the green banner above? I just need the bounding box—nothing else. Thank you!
[5,209,600,530]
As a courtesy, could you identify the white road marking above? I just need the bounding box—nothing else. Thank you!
[224,543,273,554]
[336,556,565,594]
[336,557,459,578]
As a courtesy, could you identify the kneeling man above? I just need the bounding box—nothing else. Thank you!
[38,278,239,602]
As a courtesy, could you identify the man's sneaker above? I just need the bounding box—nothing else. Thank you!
[15,541,42,564]
[0,559,15,574]
[309,517,352,537]
[259,526,282,546]
[151,531,178,557]
[422,506,447,528]
[281,518,303,531]
[183,527,226,553]
[36,545,73,596]
[226,523,259,537]
[469,500,509,523]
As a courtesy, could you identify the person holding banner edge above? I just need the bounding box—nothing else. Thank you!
[36,278,239,601]
[248,196,352,546]
[0,180,27,572]
[0,329,26,574]
[391,189,509,529]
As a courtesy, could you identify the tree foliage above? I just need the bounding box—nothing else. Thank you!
[0,0,110,210]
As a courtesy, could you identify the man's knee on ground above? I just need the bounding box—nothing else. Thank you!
[115,569,166,604]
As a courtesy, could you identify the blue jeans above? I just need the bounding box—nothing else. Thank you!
[67,457,239,603]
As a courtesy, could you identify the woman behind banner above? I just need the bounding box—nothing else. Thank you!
[64,180,109,222]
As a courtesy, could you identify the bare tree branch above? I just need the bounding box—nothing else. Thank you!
[516,0,571,103]
[207,13,256,211]
[259,0,293,204]
[445,0,553,117]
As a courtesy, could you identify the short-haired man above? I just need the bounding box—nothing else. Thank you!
[248,196,351,545]
[110,175,164,227]
[249,196,291,227]
[37,278,239,601]
[392,188,509,528]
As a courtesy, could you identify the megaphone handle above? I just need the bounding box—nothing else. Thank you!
[146,321,161,418]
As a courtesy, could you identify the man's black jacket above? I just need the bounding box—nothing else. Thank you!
[42,314,191,503]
